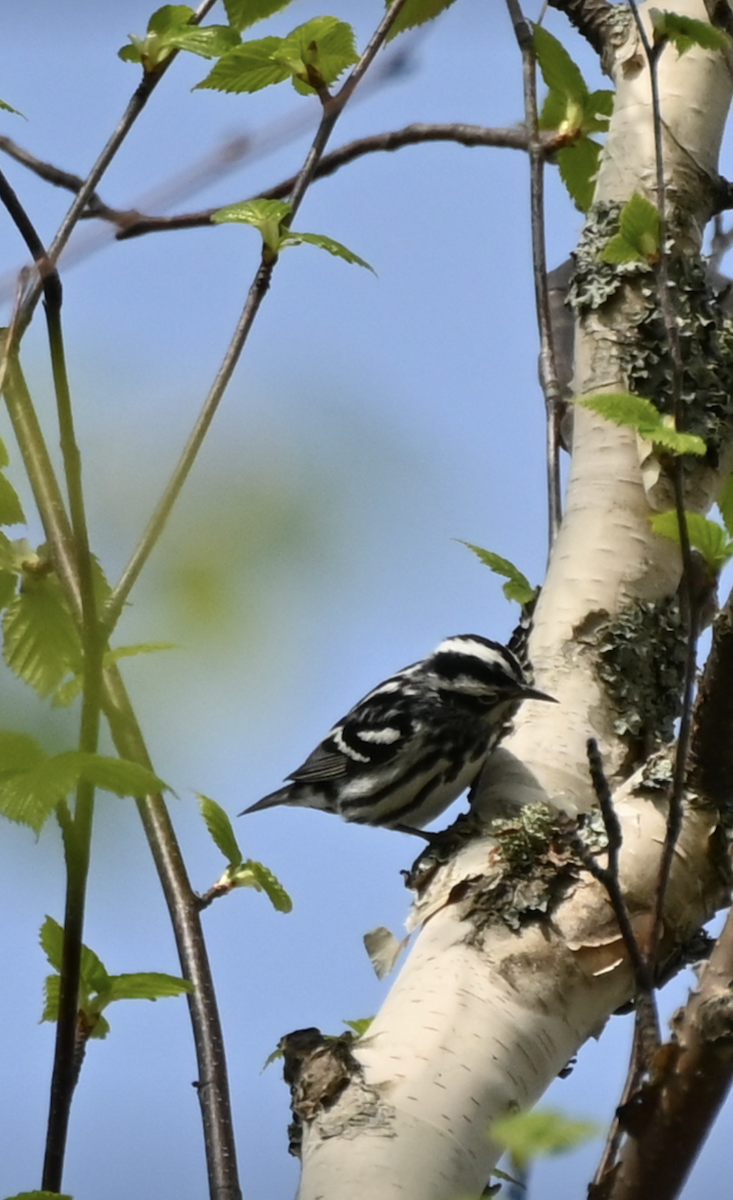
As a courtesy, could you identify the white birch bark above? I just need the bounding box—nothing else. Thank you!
[293,4,733,1197]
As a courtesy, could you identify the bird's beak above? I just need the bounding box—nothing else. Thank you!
[521,685,558,703]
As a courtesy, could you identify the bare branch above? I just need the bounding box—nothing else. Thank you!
[690,585,733,811]
[505,0,563,551]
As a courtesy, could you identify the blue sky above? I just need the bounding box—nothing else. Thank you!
[0,3,731,1198]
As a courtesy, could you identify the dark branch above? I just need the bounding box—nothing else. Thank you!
[689,586,733,812]
[117,123,551,240]
[547,0,617,60]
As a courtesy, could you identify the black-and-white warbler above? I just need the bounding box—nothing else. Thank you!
[241,634,555,831]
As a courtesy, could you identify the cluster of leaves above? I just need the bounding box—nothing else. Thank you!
[534,25,613,213]
[212,198,373,270]
[199,794,292,911]
[649,9,730,56]
[40,916,192,1040]
[119,0,463,92]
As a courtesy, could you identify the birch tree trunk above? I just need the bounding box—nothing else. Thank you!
[288,4,733,1197]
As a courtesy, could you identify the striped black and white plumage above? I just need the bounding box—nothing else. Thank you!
[241,634,555,831]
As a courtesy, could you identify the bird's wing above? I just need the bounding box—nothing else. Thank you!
[287,691,421,785]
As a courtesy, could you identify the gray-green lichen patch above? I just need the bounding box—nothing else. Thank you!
[570,203,733,460]
[592,598,686,746]
[461,804,580,934]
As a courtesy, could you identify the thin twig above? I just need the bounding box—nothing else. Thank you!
[0,166,107,1189]
[117,123,563,240]
[102,0,413,631]
[16,0,219,332]
[505,0,563,551]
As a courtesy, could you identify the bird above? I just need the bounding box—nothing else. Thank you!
[240,633,555,831]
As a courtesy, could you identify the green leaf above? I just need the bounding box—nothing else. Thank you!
[533,24,587,107]
[583,88,614,135]
[78,753,169,799]
[196,17,357,95]
[457,541,536,606]
[101,972,193,1003]
[277,16,358,93]
[39,915,65,972]
[386,0,460,42]
[0,731,53,830]
[194,38,291,92]
[0,98,25,118]
[228,859,293,912]
[651,510,733,572]
[53,643,176,709]
[40,914,110,1000]
[199,793,242,867]
[162,25,241,58]
[148,3,194,33]
[3,574,80,698]
[282,230,374,272]
[212,198,291,254]
[223,0,297,32]
[602,193,661,264]
[492,1108,599,1171]
[3,1193,73,1199]
[575,393,706,456]
[105,641,177,663]
[557,137,601,213]
[343,1017,373,1036]
[0,569,17,612]
[650,9,730,55]
[0,472,25,525]
[118,4,234,70]
[718,471,733,537]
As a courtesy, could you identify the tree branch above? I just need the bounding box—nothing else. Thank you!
[547,0,617,60]
[506,0,563,551]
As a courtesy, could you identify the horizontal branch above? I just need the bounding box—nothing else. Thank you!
[0,123,561,245]
[118,123,559,240]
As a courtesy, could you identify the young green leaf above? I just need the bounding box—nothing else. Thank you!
[158,24,241,59]
[575,393,706,456]
[77,753,170,799]
[457,541,537,605]
[119,5,237,69]
[492,1108,599,1171]
[102,972,194,1003]
[223,0,297,33]
[602,193,661,263]
[649,9,729,55]
[3,573,81,698]
[194,38,291,92]
[40,913,192,1038]
[105,641,177,663]
[0,472,25,525]
[280,231,374,272]
[199,793,242,867]
[0,98,25,118]
[0,741,169,832]
[3,1192,73,1199]
[386,0,460,42]
[213,199,373,270]
[228,860,293,912]
[557,137,602,213]
[651,510,733,572]
[212,197,291,254]
[534,23,587,109]
[0,569,17,612]
[343,1017,373,1036]
[718,471,733,537]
